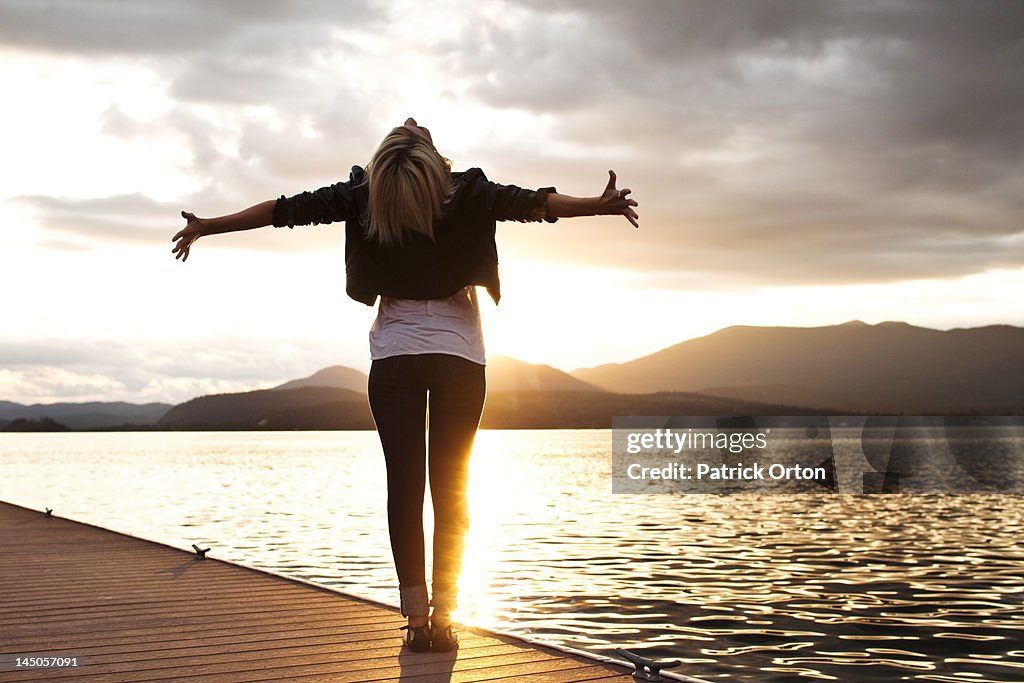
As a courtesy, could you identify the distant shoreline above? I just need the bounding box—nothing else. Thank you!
[5,413,1021,434]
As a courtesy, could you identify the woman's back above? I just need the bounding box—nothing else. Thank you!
[370,285,485,366]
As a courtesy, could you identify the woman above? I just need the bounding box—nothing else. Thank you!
[171,117,639,652]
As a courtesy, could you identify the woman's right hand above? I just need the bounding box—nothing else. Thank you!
[597,170,639,228]
[171,211,206,262]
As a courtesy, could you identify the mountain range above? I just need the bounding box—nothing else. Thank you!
[572,321,1023,413]
[0,400,172,430]
[3,321,1020,430]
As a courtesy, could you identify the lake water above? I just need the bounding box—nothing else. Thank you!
[1,429,1022,682]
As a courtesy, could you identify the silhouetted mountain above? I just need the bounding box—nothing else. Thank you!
[7,321,1018,430]
[0,401,172,429]
[157,386,373,429]
[487,355,602,392]
[156,384,816,430]
[479,391,821,428]
[3,416,70,432]
[571,321,1024,413]
[273,365,367,393]
[272,357,601,394]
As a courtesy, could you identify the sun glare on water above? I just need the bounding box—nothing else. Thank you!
[450,430,543,627]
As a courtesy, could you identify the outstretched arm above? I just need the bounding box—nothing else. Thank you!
[171,200,276,262]
[545,170,639,228]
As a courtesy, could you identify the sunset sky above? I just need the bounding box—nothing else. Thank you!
[1,0,1022,404]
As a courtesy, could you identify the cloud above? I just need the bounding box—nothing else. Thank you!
[0,367,127,402]
[0,0,377,56]
[3,0,1022,288]
[0,335,362,404]
[16,193,179,246]
[449,1,1024,284]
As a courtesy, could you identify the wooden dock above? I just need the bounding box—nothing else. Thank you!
[0,500,643,682]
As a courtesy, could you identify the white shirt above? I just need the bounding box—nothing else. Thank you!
[369,286,486,366]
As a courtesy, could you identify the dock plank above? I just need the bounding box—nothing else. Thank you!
[0,501,638,682]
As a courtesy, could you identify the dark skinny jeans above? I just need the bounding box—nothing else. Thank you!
[367,353,486,617]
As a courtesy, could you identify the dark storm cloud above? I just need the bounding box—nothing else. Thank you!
[463,0,1024,151]
[455,0,1024,284]
[0,0,376,55]
[0,0,384,117]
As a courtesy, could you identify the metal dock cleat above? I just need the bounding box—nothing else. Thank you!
[615,648,682,682]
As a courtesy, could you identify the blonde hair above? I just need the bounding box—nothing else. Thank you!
[364,126,454,247]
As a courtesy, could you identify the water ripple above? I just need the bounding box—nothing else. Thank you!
[1,429,1022,682]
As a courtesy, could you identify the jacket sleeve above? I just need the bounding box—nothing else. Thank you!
[272,181,355,228]
[465,169,559,223]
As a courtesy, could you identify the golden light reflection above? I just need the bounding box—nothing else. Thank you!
[454,430,513,626]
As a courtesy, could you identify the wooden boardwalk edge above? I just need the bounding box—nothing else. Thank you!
[0,497,712,683]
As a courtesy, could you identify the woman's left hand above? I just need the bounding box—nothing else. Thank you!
[171,211,206,262]
[598,170,639,228]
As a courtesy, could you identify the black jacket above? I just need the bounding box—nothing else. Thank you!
[272,166,557,306]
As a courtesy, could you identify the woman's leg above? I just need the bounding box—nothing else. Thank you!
[425,354,487,615]
[367,355,430,618]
